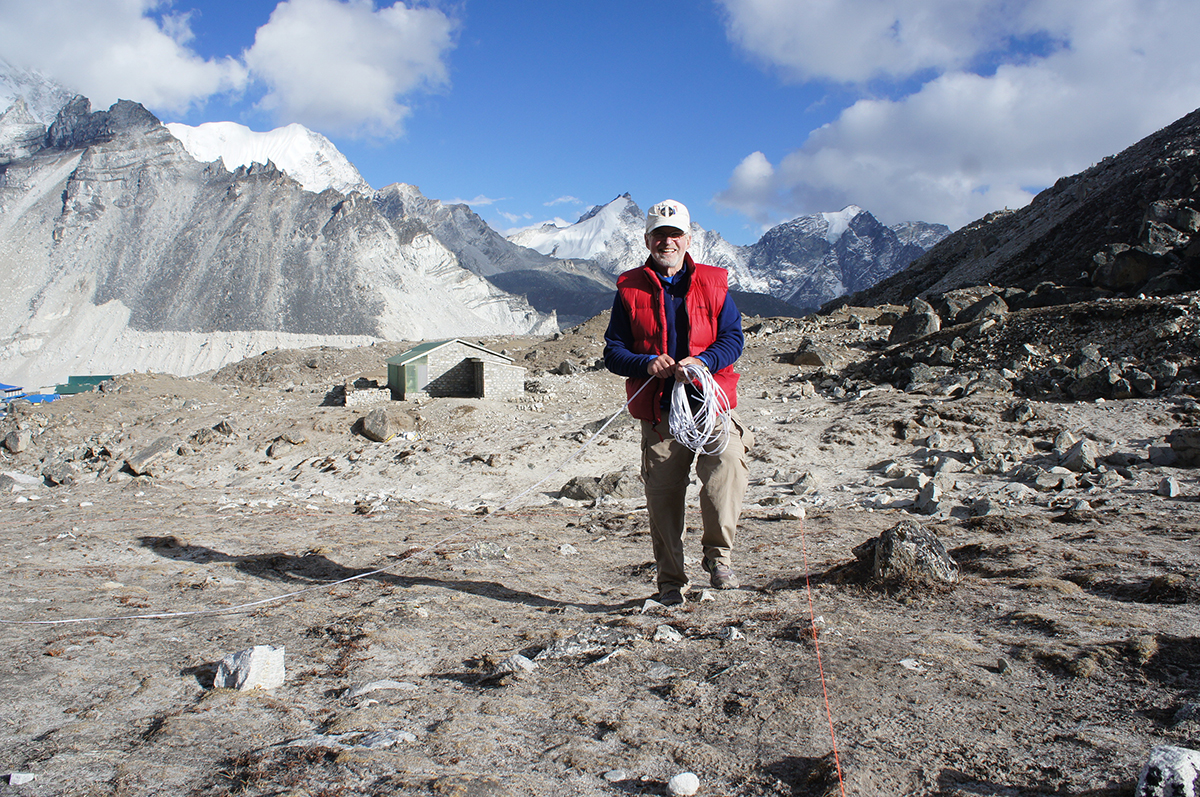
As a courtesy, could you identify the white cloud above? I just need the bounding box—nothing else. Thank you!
[445,194,505,207]
[244,0,456,137]
[0,0,247,113]
[716,0,1200,229]
[544,195,581,207]
[0,0,456,137]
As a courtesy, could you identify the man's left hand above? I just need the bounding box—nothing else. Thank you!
[672,356,706,381]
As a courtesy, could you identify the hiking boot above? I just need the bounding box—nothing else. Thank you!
[703,558,740,589]
[655,588,685,606]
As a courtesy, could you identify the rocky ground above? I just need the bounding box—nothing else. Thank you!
[1,296,1199,796]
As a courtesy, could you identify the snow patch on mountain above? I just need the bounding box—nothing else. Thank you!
[821,205,863,244]
[510,196,640,261]
[165,121,371,196]
[0,57,75,124]
[507,194,766,292]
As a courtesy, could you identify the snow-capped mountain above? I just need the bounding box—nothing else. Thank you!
[0,57,75,125]
[508,194,766,292]
[508,195,947,310]
[749,206,949,310]
[510,193,646,266]
[373,182,559,277]
[166,121,371,196]
[0,95,553,387]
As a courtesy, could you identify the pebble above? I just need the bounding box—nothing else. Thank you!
[494,654,537,675]
[603,769,629,783]
[653,625,683,643]
[347,679,419,698]
[667,772,701,796]
[8,773,35,786]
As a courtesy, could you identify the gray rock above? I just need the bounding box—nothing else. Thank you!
[1149,445,1178,466]
[889,312,941,345]
[560,475,602,501]
[653,625,684,643]
[970,497,1001,516]
[125,436,181,476]
[3,429,31,453]
[493,654,537,675]
[461,542,509,560]
[859,519,960,586]
[1135,745,1200,797]
[41,462,76,487]
[792,340,842,367]
[214,645,285,691]
[266,439,293,459]
[347,679,419,698]
[792,472,820,495]
[1053,430,1080,456]
[1007,401,1036,423]
[915,481,942,515]
[1167,428,1200,467]
[360,408,395,443]
[1172,703,1200,727]
[598,469,640,499]
[1060,439,1100,473]
[1158,477,1181,498]
[958,293,1008,325]
[885,472,930,490]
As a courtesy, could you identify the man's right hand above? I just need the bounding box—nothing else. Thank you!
[646,354,676,378]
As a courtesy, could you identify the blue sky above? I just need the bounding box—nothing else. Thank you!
[2,0,1199,246]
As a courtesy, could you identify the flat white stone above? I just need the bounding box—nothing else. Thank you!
[213,645,285,691]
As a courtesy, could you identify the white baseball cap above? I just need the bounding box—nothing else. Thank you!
[645,199,691,234]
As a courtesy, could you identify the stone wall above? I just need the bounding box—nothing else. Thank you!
[475,360,525,400]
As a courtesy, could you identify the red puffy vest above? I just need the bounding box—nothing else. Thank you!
[616,257,740,423]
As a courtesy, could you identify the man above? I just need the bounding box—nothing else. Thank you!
[604,199,753,606]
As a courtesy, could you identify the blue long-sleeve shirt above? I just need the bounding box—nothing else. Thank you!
[603,262,744,380]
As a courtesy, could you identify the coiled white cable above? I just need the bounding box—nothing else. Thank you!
[668,361,732,455]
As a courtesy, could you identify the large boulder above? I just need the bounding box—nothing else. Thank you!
[360,409,396,443]
[1167,428,1200,467]
[854,520,960,587]
[889,312,941,345]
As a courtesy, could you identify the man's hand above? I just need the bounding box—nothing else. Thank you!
[646,354,676,378]
[647,355,706,381]
[672,356,706,381]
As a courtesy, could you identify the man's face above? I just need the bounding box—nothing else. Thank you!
[645,227,691,273]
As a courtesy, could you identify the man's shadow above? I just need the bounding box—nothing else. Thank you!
[138,535,640,614]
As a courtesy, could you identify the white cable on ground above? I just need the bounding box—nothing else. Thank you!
[668,361,732,455]
[0,378,654,627]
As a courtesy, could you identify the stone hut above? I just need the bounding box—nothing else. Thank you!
[387,339,525,401]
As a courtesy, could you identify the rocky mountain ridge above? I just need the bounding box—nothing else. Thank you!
[513,194,949,312]
[843,106,1200,309]
[0,97,554,387]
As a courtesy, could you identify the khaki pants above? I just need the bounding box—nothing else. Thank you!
[640,412,753,592]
